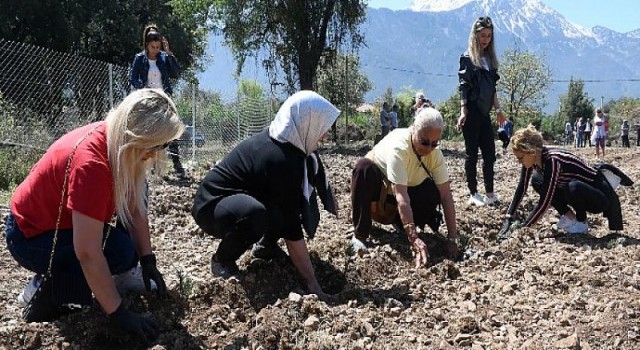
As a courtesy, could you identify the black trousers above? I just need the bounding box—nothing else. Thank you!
[530,172,610,222]
[168,141,184,174]
[350,158,440,240]
[194,194,274,263]
[462,111,496,194]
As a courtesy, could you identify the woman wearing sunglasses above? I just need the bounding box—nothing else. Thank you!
[5,89,183,344]
[350,107,459,268]
[498,124,632,239]
[457,16,506,207]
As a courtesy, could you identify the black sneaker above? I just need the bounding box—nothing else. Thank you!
[210,254,240,279]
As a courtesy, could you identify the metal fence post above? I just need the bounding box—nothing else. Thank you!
[192,83,197,163]
[108,63,114,109]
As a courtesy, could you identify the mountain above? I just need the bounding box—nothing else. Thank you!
[197,0,640,112]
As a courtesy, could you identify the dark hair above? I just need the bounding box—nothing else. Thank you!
[474,16,493,31]
[143,24,161,49]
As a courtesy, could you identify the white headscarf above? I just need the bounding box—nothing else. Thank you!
[268,91,340,236]
[269,90,340,156]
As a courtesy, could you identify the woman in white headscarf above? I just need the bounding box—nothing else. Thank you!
[192,91,338,301]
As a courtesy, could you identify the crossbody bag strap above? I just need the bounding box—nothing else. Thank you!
[44,125,111,279]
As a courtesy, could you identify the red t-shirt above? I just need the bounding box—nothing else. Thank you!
[11,122,115,238]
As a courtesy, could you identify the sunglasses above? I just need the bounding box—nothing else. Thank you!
[475,16,493,31]
[419,137,439,148]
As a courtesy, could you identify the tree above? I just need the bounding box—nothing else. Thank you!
[0,0,209,72]
[559,78,594,125]
[237,79,265,100]
[214,0,367,92]
[316,53,371,115]
[498,46,552,122]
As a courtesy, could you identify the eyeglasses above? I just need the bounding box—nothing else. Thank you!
[475,16,493,31]
[419,137,439,148]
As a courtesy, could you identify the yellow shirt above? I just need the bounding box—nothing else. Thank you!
[368,128,449,186]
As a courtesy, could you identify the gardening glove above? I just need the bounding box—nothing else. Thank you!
[497,219,512,240]
[109,302,159,346]
[140,254,167,298]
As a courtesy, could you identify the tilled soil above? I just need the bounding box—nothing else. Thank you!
[1,142,639,350]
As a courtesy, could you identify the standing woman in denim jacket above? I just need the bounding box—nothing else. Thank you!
[457,16,507,207]
[130,24,185,177]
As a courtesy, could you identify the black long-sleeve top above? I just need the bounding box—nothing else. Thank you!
[458,54,500,116]
[506,147,599,227]
[192,130,306,241]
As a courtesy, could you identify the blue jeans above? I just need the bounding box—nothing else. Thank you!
[5,213,138,305]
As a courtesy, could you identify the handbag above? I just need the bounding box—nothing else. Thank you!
[370,178,398,225]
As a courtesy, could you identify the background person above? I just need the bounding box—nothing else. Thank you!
[498,125,629,239]
[497,116,513,154]
[350,107,459,267]
[5,89,183,343]
[379,101,391,137]
[583,118,592,147]
[593,108,606,158]
[192,91,339,301]
[129,24,185,178]
[389,104,399,130]
[621,120,630,148]
[457,16,506,207]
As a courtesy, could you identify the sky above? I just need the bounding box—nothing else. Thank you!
[367,0,640,33]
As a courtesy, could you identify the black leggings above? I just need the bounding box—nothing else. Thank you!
[462,112,496,194]
[194,194,269,263]
[531,172,610,222]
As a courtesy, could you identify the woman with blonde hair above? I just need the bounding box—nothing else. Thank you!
[498,125,631,239]
[457,16,507,207]
[5,89,183,343]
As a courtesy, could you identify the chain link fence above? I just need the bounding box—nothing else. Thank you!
[0,39,280,208]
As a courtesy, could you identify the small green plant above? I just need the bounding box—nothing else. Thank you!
[177,268,194,298]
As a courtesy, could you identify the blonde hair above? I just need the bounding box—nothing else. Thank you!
[105,88,184,229]
[510,124,543,153]
[467,17,499,70]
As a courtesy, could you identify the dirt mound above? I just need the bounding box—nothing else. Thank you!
[1,143,639,349]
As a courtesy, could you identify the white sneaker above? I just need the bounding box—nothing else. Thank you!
[566,221,588,234]
[113,265,157,294]
[467,193,485,206]
[17,275,42,307]
[485,194,499,206]
[350,237,368,253]
[553,214,577,231]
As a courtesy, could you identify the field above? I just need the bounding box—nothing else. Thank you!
[1,142,639,350]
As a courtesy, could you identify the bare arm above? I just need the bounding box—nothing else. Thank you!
[128,209,153,257]
[285,238,330,300]
[394,184,429,267]
[437,181,457,238]
[493,94,506,125]
[72,211,121,314]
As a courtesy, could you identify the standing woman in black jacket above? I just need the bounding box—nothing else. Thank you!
[457,16,506,207]
[130,24,185,178]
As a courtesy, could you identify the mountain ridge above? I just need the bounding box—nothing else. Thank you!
[197,0,640,111]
